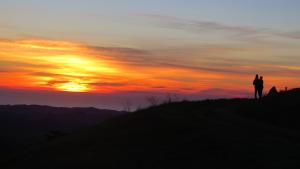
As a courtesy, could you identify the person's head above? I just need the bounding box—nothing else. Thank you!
[256,74,259,78]
[260,76,263,80]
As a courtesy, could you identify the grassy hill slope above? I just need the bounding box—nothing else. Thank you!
[0,105,123,158]
[3,89,300,169]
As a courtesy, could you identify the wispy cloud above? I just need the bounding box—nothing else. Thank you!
[140,14,300,42]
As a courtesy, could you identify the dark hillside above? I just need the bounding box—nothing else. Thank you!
[3,89,300,169]
[0,105,123,158]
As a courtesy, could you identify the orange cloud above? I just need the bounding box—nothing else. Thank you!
[0,38,299,94]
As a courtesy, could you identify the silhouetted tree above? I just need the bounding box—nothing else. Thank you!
[122,100,133,112]
[146,96,159,107]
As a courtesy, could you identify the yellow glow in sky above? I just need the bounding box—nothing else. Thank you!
[54,81,89,92]
[0,38,299,94]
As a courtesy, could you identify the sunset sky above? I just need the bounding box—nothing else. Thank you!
[1,0,300,110]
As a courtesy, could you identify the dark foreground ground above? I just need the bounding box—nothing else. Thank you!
[2,89,300,169]
[0,106,123,160]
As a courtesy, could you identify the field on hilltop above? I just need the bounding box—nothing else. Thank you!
[3,89,300,169]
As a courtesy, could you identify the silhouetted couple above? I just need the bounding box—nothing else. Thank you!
[253,74,264,99]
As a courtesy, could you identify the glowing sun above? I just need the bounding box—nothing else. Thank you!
[54,81,89,92]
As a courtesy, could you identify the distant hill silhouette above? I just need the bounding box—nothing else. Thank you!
[0,105,124,158]
[3,89,300,169]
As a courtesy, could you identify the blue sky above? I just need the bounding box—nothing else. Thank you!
[1,0,300,44]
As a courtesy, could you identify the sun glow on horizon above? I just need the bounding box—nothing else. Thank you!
[0,39,122,93]
[0,38,299,95]
[53,81,89,92]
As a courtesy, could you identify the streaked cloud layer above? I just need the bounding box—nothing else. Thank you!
[1,38,299,95]
[0,39,233,93]
[142,14,300,42]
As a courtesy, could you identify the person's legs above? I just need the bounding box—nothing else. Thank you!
[255,88,258,99]
[258,88,263,99]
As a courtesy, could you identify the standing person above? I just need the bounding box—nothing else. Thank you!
[258,76,264,99]
[253,74,259,99]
